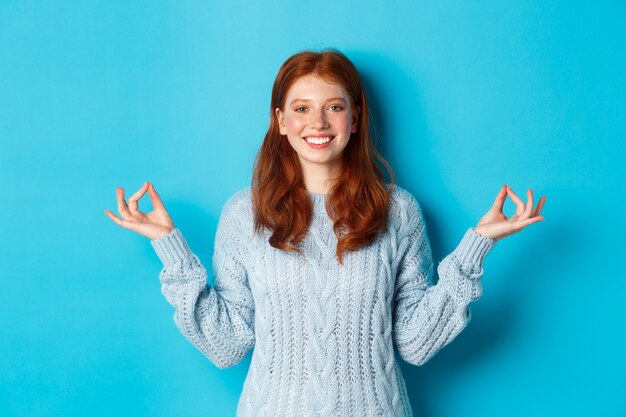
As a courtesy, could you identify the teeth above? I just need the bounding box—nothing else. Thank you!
[305,136,333,144]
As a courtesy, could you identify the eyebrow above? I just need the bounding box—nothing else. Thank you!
[289,97,348,105]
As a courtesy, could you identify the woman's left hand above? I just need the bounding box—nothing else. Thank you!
[473,185,546,242]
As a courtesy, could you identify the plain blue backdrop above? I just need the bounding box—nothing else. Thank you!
[1,1,624,416]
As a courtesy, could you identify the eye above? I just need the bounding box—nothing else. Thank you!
[294,106,307,112]
[329,105,344,111]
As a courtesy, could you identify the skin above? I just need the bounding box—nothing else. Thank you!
[473,185,546,241]
[275,74,359,195]
[105,77,546,242]
[104,182,174,240]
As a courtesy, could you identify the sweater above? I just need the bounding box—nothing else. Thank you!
[150,184,497,417]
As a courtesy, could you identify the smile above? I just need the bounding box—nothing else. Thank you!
[303,136,335,149]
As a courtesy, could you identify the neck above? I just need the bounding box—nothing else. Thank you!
[300,159,342,195]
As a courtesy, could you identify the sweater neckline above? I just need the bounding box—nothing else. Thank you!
[307,191,329,220]
[307,190,327,199]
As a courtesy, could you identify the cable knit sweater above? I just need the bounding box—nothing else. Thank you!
[150,185,497,417]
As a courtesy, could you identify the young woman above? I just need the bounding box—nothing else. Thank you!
[105,49,546,417]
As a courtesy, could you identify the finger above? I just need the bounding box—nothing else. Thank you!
[506,186,526,216]
[116,188,132,218]
[533,196,546,217]
[104,209,135,230]
[147,182,166,211]
[521,189,534,219]
[491,185,508,212]
[104,209,118,222]
[128,181,149,213]
[518,215,545,229]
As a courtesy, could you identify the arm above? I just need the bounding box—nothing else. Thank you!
[391,196,496,366]
[150,195,255,369]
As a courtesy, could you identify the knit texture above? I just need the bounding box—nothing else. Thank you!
[150,185,497,417]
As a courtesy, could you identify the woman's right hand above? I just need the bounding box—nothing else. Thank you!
[104,181,175,240]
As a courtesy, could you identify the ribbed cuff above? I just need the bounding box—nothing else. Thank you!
[452,228,497,266]
[150,228,193,266]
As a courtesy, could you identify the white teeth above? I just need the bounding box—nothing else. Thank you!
[305,136,333,144]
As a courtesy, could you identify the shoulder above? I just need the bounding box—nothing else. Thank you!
[387,184,424,234]
[219,186,253,226]
[214,187,253,260]
[223,185,252,211]
[388,184,422,220]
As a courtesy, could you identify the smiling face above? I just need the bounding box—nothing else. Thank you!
[275,74,360,177]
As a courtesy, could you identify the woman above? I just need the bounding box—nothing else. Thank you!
[105,49,546,417]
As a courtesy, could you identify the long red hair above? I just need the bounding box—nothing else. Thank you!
[251,48,396,265]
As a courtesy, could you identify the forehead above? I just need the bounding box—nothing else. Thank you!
[285,74,350,102]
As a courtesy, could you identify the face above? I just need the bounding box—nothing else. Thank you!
[275,74,360,174]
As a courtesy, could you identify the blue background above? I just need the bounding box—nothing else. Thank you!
[1,1,624,416]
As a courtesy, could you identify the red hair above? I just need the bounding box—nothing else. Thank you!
[251,48,396,265]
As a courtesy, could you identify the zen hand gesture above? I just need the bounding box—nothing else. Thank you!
[474,185,546,242]
[104,181,175,240]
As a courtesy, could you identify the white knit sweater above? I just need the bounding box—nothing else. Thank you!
[150,185,497,416]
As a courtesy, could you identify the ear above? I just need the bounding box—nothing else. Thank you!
[351,106,360,133]
[275,107,287,135]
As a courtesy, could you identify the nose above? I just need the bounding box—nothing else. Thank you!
[309,108,329,129]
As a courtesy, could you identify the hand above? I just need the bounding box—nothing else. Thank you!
[473,185,546,241]
[104,181,175,240]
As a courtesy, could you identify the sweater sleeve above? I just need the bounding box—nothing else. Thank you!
[391,194,496,366]
[150,194,255,369]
